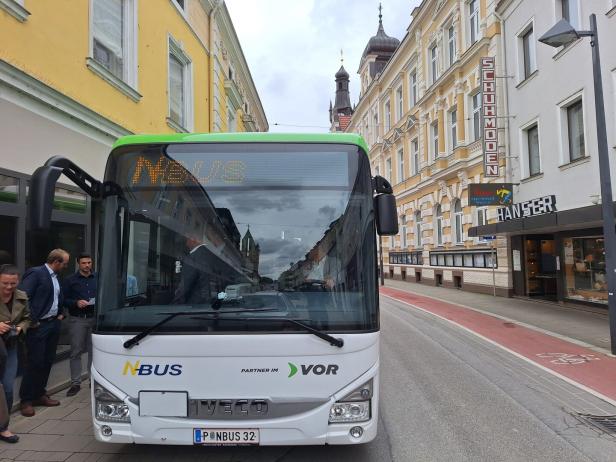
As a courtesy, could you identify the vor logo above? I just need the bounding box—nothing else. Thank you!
[122,361,183,376]
[287,362,338,378]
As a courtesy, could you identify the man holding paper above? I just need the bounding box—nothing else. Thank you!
[63,254,97,397]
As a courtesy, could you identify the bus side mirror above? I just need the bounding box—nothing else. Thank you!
[375,193,398,236]
[28,165,63,232]
[28,156,103,231]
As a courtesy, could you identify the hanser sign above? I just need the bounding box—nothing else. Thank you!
[469,183,513,206]
[497,196,557,222]
[481,57,499,177]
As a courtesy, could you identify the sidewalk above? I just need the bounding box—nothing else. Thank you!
[381,280,616,406]
[384,279,611,353]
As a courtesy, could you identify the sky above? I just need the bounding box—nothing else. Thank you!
[224,0,422,133]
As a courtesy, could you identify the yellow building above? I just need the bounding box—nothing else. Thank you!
[346,0,512,296]
[0,0,267,272]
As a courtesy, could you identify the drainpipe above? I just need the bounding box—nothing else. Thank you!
[208,0,223,132]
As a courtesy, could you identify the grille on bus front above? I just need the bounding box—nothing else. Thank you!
[187,398,327,420]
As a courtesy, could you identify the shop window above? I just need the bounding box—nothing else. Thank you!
[53,187,87,213]
[0,217,17,266]
[0,174,19,203]
[563,237,607,304]
[463,254,473,267]
[454,254,463,266]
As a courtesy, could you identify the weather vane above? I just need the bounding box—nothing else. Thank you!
[379,2,382,22]
[340,49,344,65]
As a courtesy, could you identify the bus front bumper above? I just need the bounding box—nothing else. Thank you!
[91,369,378,446]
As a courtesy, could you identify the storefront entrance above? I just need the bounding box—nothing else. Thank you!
[524,236,557,301]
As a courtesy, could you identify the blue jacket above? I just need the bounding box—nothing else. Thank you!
[19,265,64,323]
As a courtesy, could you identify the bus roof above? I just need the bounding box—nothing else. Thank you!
[112,132,369,154]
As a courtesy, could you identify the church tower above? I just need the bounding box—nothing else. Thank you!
[329,51,353,132]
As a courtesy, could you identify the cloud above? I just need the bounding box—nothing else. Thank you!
[225,0,419,133]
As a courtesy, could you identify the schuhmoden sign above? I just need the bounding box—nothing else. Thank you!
[497,196,557,222]
[481,57,499,178]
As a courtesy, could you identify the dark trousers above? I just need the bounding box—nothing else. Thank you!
[19,319,61,402]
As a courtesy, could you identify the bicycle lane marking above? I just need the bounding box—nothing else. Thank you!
[380,286,616,406]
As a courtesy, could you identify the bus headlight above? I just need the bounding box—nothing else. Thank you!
[94,381,130,423]
[329,401,370,423]
[329,379,373,423]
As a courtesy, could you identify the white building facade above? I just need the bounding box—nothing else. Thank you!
[470,0,616,306]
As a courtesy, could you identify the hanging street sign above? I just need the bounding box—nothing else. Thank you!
[469,183,514,206]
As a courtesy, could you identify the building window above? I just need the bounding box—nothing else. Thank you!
[409,71,417,107]
[430,251,494,268]
[526,124,541,176]
[91,0,137,89]
[469,0,479,45]
[471,92,481,141]
[477,208,487,227]
[435,205,443,246]
[415,211,422,247]
[227,103,236,132]
[375,165,380,177]
[173,0,185,9]
[522,26,536,79]
[373,111,379,142]
[384,100,391,133]
[430,45,438,84]
[431,121,439,161]
[168,36,193,131]
[450,109,457,150]
[400,215,407,249]
[411,138,419,175]
[389,251,423,265]
[453,200,463,244]
[448,25,456,66]
[386,158,392,182]
[561,0,579,28]
[566,100,585,162]
[396,86,403,120]
[397,148,405,183]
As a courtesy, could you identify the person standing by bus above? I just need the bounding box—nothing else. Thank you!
[18,249,69,417]
[0,264,31,442]
[63,254,97,397]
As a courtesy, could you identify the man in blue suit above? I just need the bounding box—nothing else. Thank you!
[18,249,69,417]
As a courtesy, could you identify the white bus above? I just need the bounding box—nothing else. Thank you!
[29,133,398,446]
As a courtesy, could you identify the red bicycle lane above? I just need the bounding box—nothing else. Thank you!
[380,286,616,405]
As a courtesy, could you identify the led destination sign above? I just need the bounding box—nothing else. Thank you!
[131,156,246,186]
[125,151,352,189]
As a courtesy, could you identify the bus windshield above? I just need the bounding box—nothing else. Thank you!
[96,142,377,334]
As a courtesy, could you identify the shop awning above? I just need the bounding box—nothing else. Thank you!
[468,202,615,237]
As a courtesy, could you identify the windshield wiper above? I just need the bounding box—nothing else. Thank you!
[191,315,344,348]
[122,308,279,349]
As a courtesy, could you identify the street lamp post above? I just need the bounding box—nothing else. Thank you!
[540,15,616,355]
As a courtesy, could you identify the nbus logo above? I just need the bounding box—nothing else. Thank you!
[288,362,339,378]
[122,361,183,376]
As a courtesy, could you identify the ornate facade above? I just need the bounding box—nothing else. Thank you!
[345,0,513,296]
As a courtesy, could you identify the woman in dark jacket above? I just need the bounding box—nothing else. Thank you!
[0,265,32,443]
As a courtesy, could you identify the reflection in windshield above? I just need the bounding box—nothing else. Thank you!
[98,143,376,333]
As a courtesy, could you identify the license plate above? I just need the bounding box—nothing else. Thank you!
[193,428,260,445]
